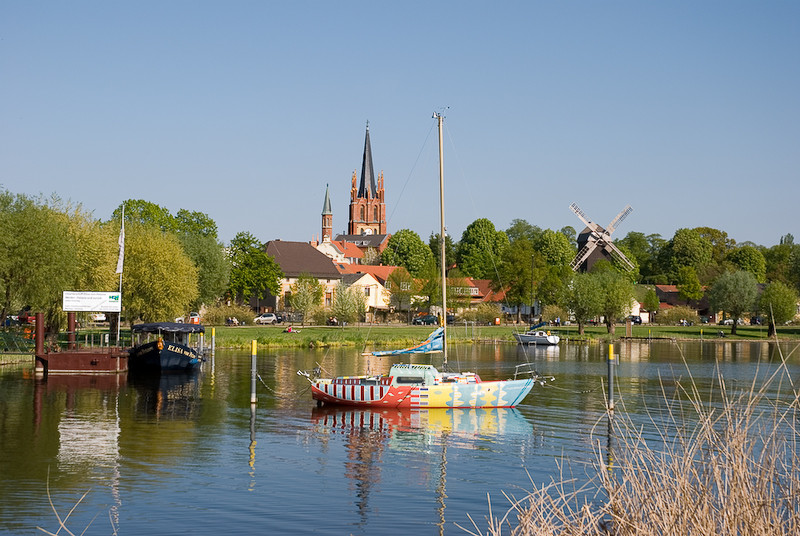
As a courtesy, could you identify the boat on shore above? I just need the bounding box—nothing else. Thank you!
[129,322,205,373]
[300,113,551,409]
[513,329,560,346]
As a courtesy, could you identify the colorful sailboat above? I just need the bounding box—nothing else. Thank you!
[301,113,550,408]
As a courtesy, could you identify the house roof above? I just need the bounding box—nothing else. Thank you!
[330,240,364,259]
[337,264,400,285]
[469,279,506,303]
[334,233,390,250]
[265,240,342,279]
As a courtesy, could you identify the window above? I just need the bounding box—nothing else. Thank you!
[373,205,378,221]
[360,206,365,220]
[364,287,371,297]
[400,282,411,291]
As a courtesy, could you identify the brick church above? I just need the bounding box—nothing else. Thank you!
[316,123,390,261]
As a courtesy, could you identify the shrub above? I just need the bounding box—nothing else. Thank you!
[201,302,255,326]
[657,305,699,325]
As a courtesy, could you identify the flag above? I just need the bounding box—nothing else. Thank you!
[115,208,125,274]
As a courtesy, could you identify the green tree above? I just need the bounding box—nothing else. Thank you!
[727,245,767,283]
[123,223,199,322]
[174,209,218,238]
[413,257,440,311]
[661,228,713,283]
[534,229,574,267]
[694,227,736,266]
[386,267,415,322]
[642,288,660,320]
[227,232,283,304]
[505,219,542,245]
[178,233,230,309]
[380,229,433,277]
[563,272,603,335]
[113,199,175,232]
[290,273,324,326]
[0,192,79,332]
[331,282,366,325]
[428,232,456,270]
[708,270,759,335]
[758,281,798,337]
[595,270,636,334]
[456,218,509,279]
[676,266,704,302]
[493,239,535,323]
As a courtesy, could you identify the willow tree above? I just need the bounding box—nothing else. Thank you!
[122,223,199,322]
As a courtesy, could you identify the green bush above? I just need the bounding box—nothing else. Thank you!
[201,302,256,326]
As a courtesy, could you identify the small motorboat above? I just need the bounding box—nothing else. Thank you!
[513,329,560,346]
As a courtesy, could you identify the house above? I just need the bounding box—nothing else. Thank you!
[315,237,365,265]
[340,272,390,323]
[655,284,711,319]
[258,240,343,313]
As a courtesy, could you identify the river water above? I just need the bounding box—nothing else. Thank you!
[1,340,797,535]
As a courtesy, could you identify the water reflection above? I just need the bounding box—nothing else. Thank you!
[310,406,533,532]
[128,373,201,421]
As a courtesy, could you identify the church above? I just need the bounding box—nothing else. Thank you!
[315,123,391,263]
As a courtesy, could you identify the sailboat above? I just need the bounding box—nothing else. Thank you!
[301,113,549,409]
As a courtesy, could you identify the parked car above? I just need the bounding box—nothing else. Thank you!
[412,314,438,325]
[90,313,107,322]
[629,315,642,325]
[254,313,278,325]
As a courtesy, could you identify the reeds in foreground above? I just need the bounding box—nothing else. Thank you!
[464,346,800,535]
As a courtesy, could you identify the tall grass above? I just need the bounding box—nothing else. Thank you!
[466,345,800,535]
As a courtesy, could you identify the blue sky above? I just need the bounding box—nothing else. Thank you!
[2,1,798,248]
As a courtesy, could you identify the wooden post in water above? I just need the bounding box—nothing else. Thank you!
[608,342,616,411]
[250,340,258,404]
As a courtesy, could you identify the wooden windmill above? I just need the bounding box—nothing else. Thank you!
[569,203,635,272]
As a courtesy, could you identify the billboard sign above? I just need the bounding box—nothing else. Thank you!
[62,291,122,313]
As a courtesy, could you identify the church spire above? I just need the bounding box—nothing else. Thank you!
[322,183,332,215]
[321,183,333,241]
[358,121,377,198]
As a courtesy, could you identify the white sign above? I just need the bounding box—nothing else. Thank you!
[62,291,122,313]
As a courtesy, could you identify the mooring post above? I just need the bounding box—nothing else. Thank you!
[250,339,258,404]
[608,342,616,411]
[211,327,216,358]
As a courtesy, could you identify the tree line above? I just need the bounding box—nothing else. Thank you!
[2,187,798,334]
[376,218,800,335]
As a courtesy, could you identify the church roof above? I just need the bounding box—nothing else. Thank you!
[357,124,377,198]
[322,184,332,215]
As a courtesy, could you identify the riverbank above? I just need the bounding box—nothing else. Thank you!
[207,323,800,350]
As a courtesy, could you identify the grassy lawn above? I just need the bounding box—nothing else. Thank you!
[204,322,800,349]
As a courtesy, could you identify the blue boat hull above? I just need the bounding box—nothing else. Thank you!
[129,340,202,373]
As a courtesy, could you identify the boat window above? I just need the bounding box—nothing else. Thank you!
[395,376,424,384]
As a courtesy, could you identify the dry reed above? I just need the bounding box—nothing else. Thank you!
[464,344,800,535]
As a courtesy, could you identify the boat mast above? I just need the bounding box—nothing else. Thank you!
[434,111,447,365]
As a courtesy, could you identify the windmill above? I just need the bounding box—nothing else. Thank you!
[569,203,635,272]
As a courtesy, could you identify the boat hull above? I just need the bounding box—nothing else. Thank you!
[129,341,201,373]
[513,331,560,345]
[311,378,535,409]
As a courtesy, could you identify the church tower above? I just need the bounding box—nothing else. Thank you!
[321,184,333,241]
[348,123,386,235]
